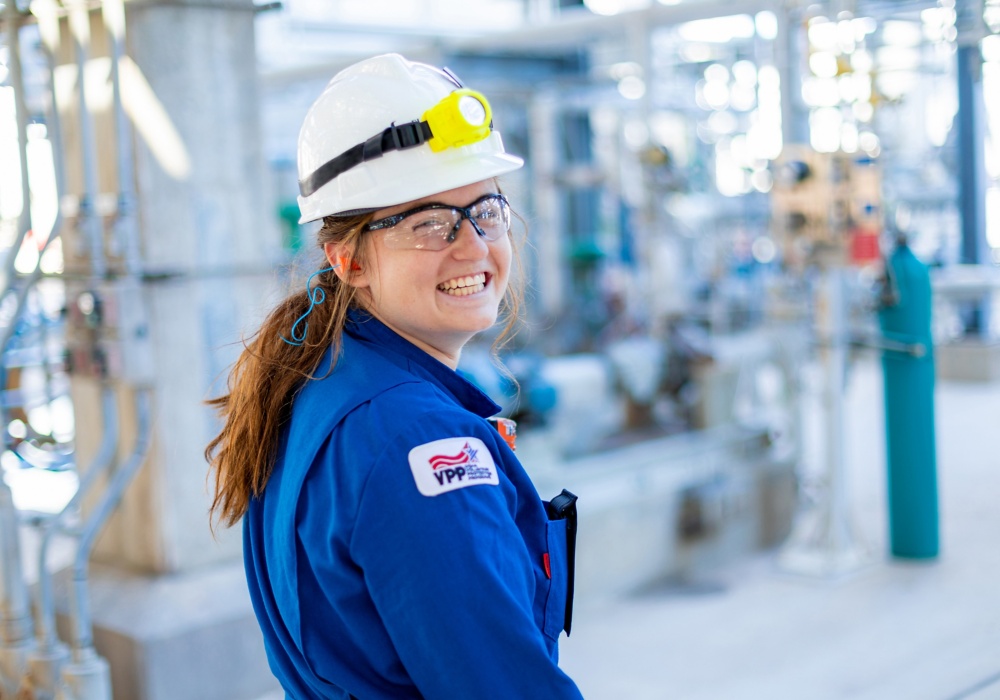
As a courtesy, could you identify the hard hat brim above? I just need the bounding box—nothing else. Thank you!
[297,148,524,224]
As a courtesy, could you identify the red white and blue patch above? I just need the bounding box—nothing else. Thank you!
[408,437,499,497]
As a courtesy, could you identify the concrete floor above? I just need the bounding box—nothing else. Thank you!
[558,356,1000,700]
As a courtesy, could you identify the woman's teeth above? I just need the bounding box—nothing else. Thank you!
[438,273,487,296]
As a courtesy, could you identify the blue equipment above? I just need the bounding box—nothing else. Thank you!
[878,241,939,559]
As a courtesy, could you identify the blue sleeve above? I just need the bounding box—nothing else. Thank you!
[350,411,583,700]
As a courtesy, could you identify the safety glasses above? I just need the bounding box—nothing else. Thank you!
[364,193,511,251]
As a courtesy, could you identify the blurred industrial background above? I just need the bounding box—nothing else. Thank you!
[0,0,998,698]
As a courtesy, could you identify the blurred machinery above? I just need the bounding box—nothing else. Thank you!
[769,143,941,574]
[769,144,877,577]
[450,0,956,586]
[771,145,883,270]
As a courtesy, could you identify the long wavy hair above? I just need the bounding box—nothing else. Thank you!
[206,195,525,529]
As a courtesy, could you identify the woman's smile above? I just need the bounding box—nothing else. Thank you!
[437,272,489,296]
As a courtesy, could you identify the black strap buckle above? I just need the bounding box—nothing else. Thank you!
[389,121,426,149]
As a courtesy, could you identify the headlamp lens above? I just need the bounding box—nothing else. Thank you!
[458,95,487,127]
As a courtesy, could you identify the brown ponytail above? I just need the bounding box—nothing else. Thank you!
[206,195,526,530]
[206,212,372,529]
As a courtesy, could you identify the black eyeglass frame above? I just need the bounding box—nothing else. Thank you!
[363,193,510,247]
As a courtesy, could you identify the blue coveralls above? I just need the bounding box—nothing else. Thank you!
[244,311,583,699]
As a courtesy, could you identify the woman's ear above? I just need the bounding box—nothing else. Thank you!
[323,242,369,288]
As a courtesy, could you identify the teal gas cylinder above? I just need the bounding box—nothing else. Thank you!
[878,242,939,559]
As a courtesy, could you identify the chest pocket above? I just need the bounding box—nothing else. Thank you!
[542,489,578,640]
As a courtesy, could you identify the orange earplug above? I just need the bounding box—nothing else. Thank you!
[335,255,362,271]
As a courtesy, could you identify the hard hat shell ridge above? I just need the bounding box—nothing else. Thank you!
[296,53,524,223]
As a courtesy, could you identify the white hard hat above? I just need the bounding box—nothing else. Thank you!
[296,53,525,223]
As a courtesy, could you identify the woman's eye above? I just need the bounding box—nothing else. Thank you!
[412,216,450,231]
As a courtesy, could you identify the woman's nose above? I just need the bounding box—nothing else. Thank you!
[449,218,489,258]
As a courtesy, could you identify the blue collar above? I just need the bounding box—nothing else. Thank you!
[344,309,501,419]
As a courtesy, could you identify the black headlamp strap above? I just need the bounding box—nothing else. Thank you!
[299,120,434,197]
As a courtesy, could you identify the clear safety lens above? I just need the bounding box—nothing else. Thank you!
[371,194,511,251]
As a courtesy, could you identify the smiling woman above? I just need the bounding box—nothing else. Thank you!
[205,54,583,700]
[346,182,513,367]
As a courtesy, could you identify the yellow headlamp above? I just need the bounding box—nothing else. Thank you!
[422,89,493,153]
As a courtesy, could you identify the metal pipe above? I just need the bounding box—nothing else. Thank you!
[0,10,37,697]
[2,0,35,293]
[20,384,117,699]
[849,334,927,358]
[5,14,76,692]
[0,228,66,364]
[0,0,36,518]
[0,0,70,497]
[34,388,118,653]
[821,268,851,553]
[68,1,107,282]
[68,388,151,659]
[19,0,74,481]
[102,0,142,277]
[774,1,810,147]
[0,476,30,645]
[527,92,562,318]
[778,267,869,577]
[11,7,119,696]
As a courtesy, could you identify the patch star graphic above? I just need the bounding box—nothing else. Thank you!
[408,437,498,496]
[427,443,477,471]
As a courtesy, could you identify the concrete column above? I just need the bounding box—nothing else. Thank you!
[50,1,284,697]
[62,0,283,573]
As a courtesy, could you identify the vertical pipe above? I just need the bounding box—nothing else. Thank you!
[35,0,68,205]
[774,2,809,147]
[778,265,867,577]
[68,389,151,659]
[0,476,32,646]
[69,1,107,281]
[821,267,852,551]
[955,46,980,264]
[956,41,989,334]
[103,0,142,277]
[0,0,33,493]
[528,93,563,319]
[35,388,118,652]
[54,386,140,700]
[0,10,36,693]
[627,14,653,275]
[2,0,34,291]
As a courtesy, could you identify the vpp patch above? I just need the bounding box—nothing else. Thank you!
[408,437,499,497]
